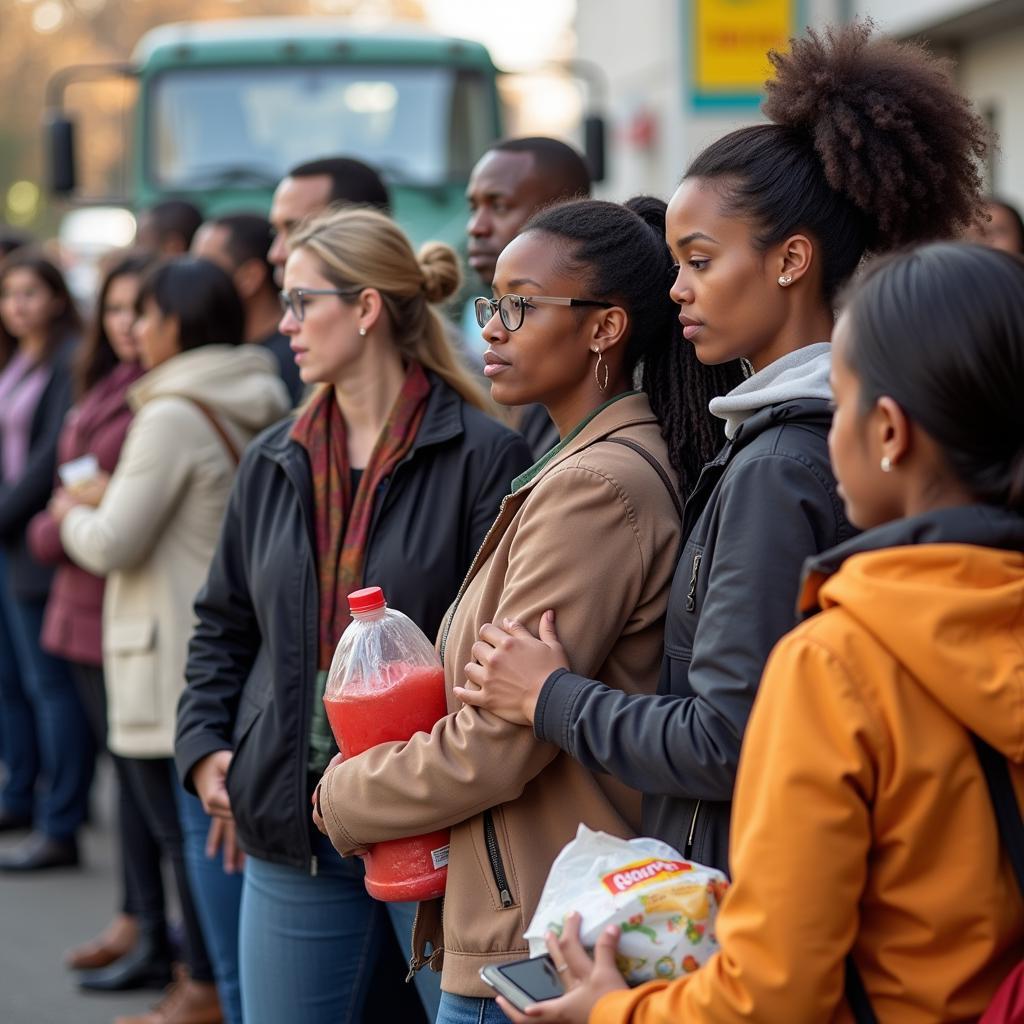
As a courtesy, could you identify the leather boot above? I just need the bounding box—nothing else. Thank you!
[78,920,173,992]
[66,913,139,970]
[113,971,222,1024]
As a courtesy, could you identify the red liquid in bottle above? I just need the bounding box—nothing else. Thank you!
[324,663,450,901]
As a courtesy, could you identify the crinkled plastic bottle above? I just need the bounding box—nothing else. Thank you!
[323,586,449,901]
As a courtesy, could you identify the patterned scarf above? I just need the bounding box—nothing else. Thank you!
[291,362,431,671]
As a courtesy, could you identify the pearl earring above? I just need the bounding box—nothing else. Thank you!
[358,327,367,337]
[880,456,893,473]
[778,274,793,286]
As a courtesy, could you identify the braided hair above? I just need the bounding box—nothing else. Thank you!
[524,198,745,493]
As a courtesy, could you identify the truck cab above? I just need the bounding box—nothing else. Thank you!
[47,19,504,249]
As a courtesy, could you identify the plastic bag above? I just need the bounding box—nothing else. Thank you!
[524,825,729,985]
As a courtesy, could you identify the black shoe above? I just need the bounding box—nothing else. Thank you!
[0,808,32,833]
[0,831,79,871]
[78,924,174,992]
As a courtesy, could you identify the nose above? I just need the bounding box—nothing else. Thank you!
[669,265,693,306]
[279,306,300,336]
[468,207,491,238]
[483,307,508,346]
[268,232,287,269]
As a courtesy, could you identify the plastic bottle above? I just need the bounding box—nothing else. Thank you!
[323,586,449,901]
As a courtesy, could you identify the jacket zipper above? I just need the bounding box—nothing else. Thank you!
[439,493,511,663]
[684,800,702,859]
[483,809,513,908]
[685,552,702,612]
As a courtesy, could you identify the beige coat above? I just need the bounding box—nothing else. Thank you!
[321,392,681,995]
[61,345,290,757]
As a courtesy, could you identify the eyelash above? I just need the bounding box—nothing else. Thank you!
[669,260,710,275]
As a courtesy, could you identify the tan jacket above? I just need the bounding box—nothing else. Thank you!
[321,393,681,995]
[61,345,290,757]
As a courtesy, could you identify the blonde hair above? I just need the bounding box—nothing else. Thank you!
[290,207,487,410]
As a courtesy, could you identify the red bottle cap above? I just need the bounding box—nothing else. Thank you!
[348,586,386,614]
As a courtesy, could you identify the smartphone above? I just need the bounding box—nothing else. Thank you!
[57,453,100,489]
[480,954,565,1012]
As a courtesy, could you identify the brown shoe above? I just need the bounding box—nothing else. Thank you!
[66,913,139,970]
[113,973,222,1024]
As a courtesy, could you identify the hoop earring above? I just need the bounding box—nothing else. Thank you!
[593,349,609,392]
[880,456,893,473]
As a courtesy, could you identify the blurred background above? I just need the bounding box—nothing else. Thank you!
[1,0,1022,294]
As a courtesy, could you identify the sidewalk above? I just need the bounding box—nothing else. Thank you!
[0,759,157,1024]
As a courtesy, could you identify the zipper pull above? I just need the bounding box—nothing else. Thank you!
[310,854,319,877]
[499,888,513,908]
[685,552,702,612]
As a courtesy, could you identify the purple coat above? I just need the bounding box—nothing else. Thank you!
[27,362,143,666]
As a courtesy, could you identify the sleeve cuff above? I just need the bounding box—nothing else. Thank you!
[534,669,596,752]
[320,764,363,856]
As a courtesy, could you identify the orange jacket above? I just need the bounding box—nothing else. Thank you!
[594,509,1024,1023]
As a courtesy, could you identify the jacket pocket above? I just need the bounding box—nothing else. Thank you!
[105,617,160,726]
[481,808,516,909]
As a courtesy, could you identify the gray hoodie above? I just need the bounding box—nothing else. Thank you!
[709,342,832,440]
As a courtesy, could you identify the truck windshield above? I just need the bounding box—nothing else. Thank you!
[148,64,491,190]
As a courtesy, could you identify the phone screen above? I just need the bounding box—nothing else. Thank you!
[496,955,566,1002]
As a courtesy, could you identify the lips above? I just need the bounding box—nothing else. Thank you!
[679,314,704,341]
[468,250,496,269]
[483,349,511,378]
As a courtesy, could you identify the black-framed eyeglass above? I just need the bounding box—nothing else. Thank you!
[474,293,614,332]
[279,286,362,323]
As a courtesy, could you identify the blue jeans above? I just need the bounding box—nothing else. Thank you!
[436,992,510,1024]
[239,833,388,1024]
[176,784,244,1024]
[0,550,94,839]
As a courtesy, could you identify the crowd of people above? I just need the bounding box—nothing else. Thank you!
[0,19,1022,1024]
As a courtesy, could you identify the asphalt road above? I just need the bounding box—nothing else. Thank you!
[0,759,160,1024]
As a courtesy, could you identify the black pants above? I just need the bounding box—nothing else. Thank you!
[120,756,214,983]
[72,663,166,924]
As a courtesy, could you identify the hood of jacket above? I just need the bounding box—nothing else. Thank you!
[709,342,831,440]
[801,504,1024,761]
[129,344,289,432]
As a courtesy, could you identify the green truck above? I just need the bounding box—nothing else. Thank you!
[45,17,604,249]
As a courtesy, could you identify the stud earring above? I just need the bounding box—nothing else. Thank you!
[778,274,793,286]
[880,456,893,473]
[593,349,609,392]
[358,326,367,337]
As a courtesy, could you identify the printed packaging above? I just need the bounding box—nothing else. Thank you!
[524,825,729,985]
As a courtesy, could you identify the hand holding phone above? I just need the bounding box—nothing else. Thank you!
[480,954,565,1012]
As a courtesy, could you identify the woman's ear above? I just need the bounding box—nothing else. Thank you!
[776,233,814,285]
[357,288,384,334]
[875,395,912,468]
[589,305,629,355]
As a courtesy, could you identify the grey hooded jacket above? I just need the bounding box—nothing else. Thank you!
[533,345,855,874]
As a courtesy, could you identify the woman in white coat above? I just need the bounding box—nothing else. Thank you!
[52,257,290,1024]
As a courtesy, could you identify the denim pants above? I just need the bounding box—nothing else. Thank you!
[0,549,94,839]
[175,783,244,1024]
[239,832,443,1024]
[386,897,443,1022]
[436,992,510,1024]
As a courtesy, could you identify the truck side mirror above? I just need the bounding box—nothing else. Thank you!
[584,114,607,184]
[45,113,77,195]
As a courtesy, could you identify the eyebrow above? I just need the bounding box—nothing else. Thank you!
[675,231,719,247]
[505,278,544,290]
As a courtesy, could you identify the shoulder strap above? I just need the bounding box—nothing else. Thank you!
[184,397,241,466]
[845,734,1024,1022]
[604,436,682,521]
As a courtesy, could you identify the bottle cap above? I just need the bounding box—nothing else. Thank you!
[348,586,386,614]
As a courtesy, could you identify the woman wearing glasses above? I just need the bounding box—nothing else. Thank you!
[175,207,531,1024]
[313,196,742,1024]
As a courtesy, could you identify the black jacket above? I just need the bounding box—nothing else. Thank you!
[534,398,855,873]
[0,338,77,602]
[175,376,532,870]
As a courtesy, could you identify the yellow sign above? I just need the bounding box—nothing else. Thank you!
[691,0,797,106]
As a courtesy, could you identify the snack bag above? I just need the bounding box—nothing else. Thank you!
[524,825,729,985]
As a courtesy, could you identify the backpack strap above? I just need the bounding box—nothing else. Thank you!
[845,733,1023,1021]
[184,397,241,466]
[604,436,682,521]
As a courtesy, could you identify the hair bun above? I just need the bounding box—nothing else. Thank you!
[762,19,987,247]
[624,195,668,237]
[417,241,461,304]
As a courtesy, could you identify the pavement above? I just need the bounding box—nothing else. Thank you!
[0,759,160,1024]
